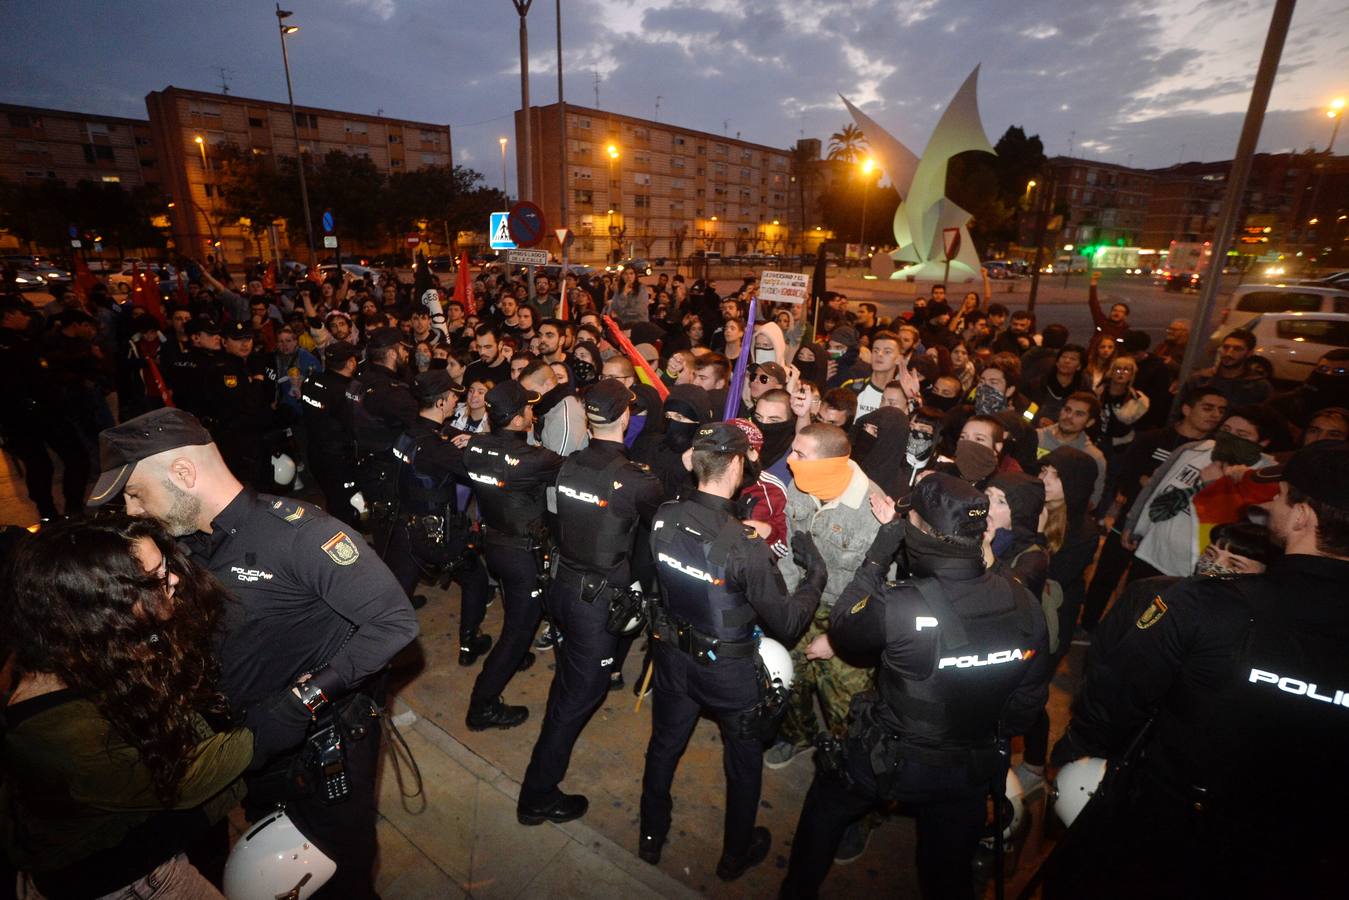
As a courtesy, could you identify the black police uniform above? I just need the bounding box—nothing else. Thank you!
[640,490,821,867]
[386,415,492,655]
[0,321,88,518]
[205,351,273,487]
[1046,553,1349,899]
[165,343,216,418]
[782,520,1050,899]
[301,367,361,526]
[183,490,418,900]
[519,437,662,814]
[352,362,417,546]
[460,427,564,719]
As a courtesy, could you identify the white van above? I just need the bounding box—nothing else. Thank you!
[1213,283,1349,340]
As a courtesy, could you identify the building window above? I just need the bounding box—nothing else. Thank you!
[294,112,318,129]
[389,134,400,144]
[8,113,42,128]
[16,141,44,156]
[419,130,439,144]
[351,148,370,158]
[85,122,109,136]
[740,149,753,161]
[345,121,368,135]
[713,143,727,157]
[740,168,751,180]
[572,168,593,181]
[672,157,685,169]
[575,189,594,205]
[633,173,652,186]
[204,184,215,197]
[248,117,265,128]
[391,159,403,168]
[190,102,223,119]
[573,116,592,130]
[421,153,438,164]
[634,194,650,208]
[674,136,686,146]
[82,144,115,163]
[101,175,121,183]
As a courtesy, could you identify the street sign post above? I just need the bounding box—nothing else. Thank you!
[507,200,547,248]
[323,209,339,265]
[489,212,517,250]
[555,228,574,248]
[506,249,549,267]
[942,227,961,285]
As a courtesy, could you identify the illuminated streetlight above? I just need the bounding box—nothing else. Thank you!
[276,3,315,265]
[858,156,875,247]
[498,136,509,197]
[606,143,620,159]
[1328,97,1346,153]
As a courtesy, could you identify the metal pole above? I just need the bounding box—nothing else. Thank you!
[276,5,316,267]
[514,1,534,202]
[1172,0,1296,416]
[499,138,509,198]
[556,0,568,276]
[1027,174,1051,312]
[857,178,869,249]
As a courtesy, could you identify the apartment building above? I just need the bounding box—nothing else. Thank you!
[0,103,158,189]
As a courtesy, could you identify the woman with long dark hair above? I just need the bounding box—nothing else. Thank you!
[2,515,252,898]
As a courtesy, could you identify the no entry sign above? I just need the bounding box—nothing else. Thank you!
[508,201,546,248]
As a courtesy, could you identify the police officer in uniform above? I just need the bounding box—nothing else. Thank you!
[517,379,663,826]
[88,408,418,900]
[639,422,827,881]
[165,317,222,418]
[386,369,494,664]
[301,342,363,526]
[1045,441,1349,899]
[461,380,565,730]
[781,473,1050,899]
[352,327,417,549]
[208,321,273,487]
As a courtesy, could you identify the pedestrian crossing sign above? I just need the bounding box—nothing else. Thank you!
[489,212,517,250]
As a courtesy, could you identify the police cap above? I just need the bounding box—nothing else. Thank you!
[582,378,635,424]
[223,321,254,341]
[186,317,221,336]
[1251,439,1349,510]
[365,326,410,352]
[88,409,214,506]
[485,379,540,426]
[911,472,989,540]
[414,369,463,404]
[324,341,361,369]
[692,422,750,456]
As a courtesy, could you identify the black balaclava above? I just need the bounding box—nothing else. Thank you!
[662,384,713,452]
[851,406,910,498]
[758,418,797,468]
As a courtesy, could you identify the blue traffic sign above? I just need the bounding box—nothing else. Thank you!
[489,212,517,250]
[322,210,335,233]
[508,201,546,248]
[68,224,78,238]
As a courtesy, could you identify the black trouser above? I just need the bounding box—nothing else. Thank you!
[782,757,988,900]
[3,418,88,518]
[639,642,762,858]
[310,451,360,528]
[1081,530,1131,631]
[385,518,488,639]
[470,537,544,705]
[521,564,622,805]
[244,689,385,900]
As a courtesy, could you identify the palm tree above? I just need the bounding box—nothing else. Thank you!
[827,123,867,163]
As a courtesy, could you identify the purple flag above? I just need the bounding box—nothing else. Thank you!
[722,297,757,420]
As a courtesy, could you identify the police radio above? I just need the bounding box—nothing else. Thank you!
[305,721,351,804]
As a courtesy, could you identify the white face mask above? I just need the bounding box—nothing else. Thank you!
[754,347,777,365]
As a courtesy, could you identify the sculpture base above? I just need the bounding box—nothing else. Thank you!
[891,259,981,282]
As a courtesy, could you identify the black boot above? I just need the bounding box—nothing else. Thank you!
[638,832,665,865]
[458,632,492,666]
[465,697,528,731]
[716,827,771,881]
[517,792,589,826]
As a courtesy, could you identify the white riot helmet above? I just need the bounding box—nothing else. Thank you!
[980,768,1026,848]
[614,581,646,636]
[757,636,794,691]
[1052,757,1108,827]
[223,809,335,900]
[271,453,297,487]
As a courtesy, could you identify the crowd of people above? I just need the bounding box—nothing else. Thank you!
[1,256,1347,898]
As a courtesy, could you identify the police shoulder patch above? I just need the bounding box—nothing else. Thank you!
[223,374,239,388]
[321,531,360,566]
[1136,596,1168,630]
[850,596,869,615]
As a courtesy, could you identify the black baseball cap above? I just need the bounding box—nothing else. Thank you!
[911,472,989,540]
[88,409,214,506]
[223,321,253,341]
[692,422,751,455]
[186,317,220,336]
[486,379,540,426]
[583,379,636,424]
[324,342,361,369]
[414,369,463,404]
[365,326,410,352]
[1250,440,1349,510]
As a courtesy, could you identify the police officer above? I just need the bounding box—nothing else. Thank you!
[352,327,417,549]
[517,379,663,826]
[780,473,1050,899]
[461,380,565,730]
[87,408,418,900]
[0,295,88,519]
[639,422,827,881]
[1045,441,1349,899]
[302,342,363,526]
[165,317,222,417]
[208,321,273,487]
[386,369,493,664]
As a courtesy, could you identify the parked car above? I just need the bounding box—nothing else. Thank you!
[1214,283,1349,339]
[605,258,654,276]
[1245,311,1349,383]
[317,263,381,285]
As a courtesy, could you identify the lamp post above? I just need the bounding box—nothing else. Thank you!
[1328,97,1345,153]
[857,157,874,257]
[499,137,510,198]
[511,0,534,202]
[275,5,316,267]
[606,142,620,215]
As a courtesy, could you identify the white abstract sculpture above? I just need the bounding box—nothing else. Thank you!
[842,66,994,281]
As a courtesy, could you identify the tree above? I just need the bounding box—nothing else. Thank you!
[945,125,1046,253]
[818,181,899,247]
[827,123,867,163]
[215,144,286,259]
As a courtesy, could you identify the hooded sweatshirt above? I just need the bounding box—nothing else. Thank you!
[989,472,1050,598]
[1039,445,1101,637]
[632,383,713,500]
[851,407,910,500]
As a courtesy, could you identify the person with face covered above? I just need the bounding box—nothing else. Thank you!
[519,359,588,458]
[1046,442,1349,900]
[726,418,790,557]
[568,339,603,387]
[850,406,911,501]
[752,388,798,485]
[780,473,1051,897]
[984,472,1050,599]
[768,425,883,789]
[632,383,715,500]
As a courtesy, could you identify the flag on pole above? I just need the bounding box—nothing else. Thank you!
[722,297,757,420]
[72,254,97,298]
[262,260,277,291]
[602,315,669,401]
[452,251,476,316]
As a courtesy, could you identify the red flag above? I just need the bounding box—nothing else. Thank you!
[129,261,144,305]
[262,261,277,291]
[136,268,164,327]
[145,357,174,407]
[602,315,669,401]
[452,252,476,316]
[72,255,97,298]
[558,287,569,322]
[307,262,325,286]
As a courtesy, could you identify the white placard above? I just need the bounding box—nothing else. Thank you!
[322,235,338,249]
[758,270,809,304]
[507,249,549,266]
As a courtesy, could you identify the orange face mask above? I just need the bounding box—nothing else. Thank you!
[788,455,853,502]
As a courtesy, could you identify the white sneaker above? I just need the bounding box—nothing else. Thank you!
[1014,761,1046,796]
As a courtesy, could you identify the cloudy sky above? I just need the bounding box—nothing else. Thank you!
[3,0,1345,186]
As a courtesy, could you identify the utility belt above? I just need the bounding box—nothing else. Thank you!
[246,690,382,810]
[561,560,648,637]
[404,508,476,571]
[649,604,757,664]
[484,524,554,586]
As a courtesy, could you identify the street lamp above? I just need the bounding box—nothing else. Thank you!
[275,4,316,266]
[1328,97,1345,153]
[606,142,620,213]
[499,137,509,198]
[858,157,875,252]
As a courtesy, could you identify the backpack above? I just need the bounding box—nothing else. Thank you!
[1010,544,1065,654]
